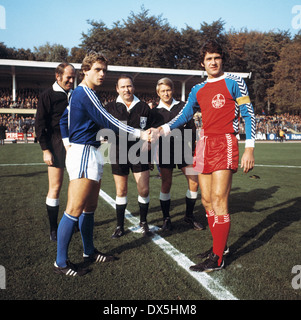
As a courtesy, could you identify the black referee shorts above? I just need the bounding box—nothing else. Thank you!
[109,142,149,176]
[159,162,188,170]
[49,133,66,168]
[111,162,149,176]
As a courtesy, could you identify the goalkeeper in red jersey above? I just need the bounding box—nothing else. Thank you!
[149,41,255,272]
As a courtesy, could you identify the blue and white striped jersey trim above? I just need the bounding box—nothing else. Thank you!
[82,85,141,137]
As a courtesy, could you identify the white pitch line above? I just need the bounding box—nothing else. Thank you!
[0,163,45,167]
[99,189,238,301]
[255,164,301,169]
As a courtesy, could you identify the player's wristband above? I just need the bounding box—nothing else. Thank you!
[161,124,171,136]
[245,139,255,148]
[133,129,142,139]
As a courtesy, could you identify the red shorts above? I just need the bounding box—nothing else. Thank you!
[193,133,239,174]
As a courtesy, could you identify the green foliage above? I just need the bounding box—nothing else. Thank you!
[268,41,301,114]
[81,7,180,68]
[33,42,69,62]
[1,7,300,114]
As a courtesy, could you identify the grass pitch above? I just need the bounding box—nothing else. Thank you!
[0,142,301,301]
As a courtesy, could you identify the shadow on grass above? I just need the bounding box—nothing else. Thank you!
[227,196,301,266]
[96,183,300,268]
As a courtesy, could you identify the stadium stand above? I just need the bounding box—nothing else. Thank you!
[0,59,251,102]
[1,59,300,142]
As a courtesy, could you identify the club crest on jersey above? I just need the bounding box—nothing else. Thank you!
[140,117,147,129]
[212,94,226,109]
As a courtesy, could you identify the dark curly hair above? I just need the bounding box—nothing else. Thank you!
[200,40,226,65]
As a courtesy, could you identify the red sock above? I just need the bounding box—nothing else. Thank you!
[212,214,230,266]
[206,210,215,235]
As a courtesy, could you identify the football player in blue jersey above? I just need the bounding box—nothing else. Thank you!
[54,52,148,276]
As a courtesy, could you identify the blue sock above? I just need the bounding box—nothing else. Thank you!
[56,212,78,267]
[79,212,95,256]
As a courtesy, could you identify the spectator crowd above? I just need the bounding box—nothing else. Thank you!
[1,88,301,137]
[0,88,39,109]
[255,113,301,135]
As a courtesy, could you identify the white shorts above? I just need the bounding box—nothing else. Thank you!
[66,144,104,182]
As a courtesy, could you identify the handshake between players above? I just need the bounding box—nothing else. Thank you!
[140,127,163,143]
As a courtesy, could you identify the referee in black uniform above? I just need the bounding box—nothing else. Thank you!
[35,63,75,241]
[151,77,203,231]
[105,74,153,238]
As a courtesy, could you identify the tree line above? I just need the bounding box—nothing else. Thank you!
[1,7,301,115]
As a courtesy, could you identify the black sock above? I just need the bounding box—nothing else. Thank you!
[46,205,59,232]
[160,199,171,219]
[116,204,126,228]
[139,202,149,223]
[185,196,197,217]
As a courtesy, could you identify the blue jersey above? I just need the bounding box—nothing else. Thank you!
[60,84,141,147]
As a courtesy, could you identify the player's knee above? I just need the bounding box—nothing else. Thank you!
[201,197,211,210]
[138,186,149,198]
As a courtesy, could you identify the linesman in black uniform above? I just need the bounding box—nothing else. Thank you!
[151,77,204,231]
[35,63,75,241]
[105,74,152,238]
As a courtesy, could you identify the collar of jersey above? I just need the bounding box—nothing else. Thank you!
[206,73,226,83]
[157,98,180,111]
[116,95,140,112]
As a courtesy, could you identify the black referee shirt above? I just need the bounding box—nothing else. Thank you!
[151,100,197,165]
[105,97,152,147]
[35,82,70,151]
